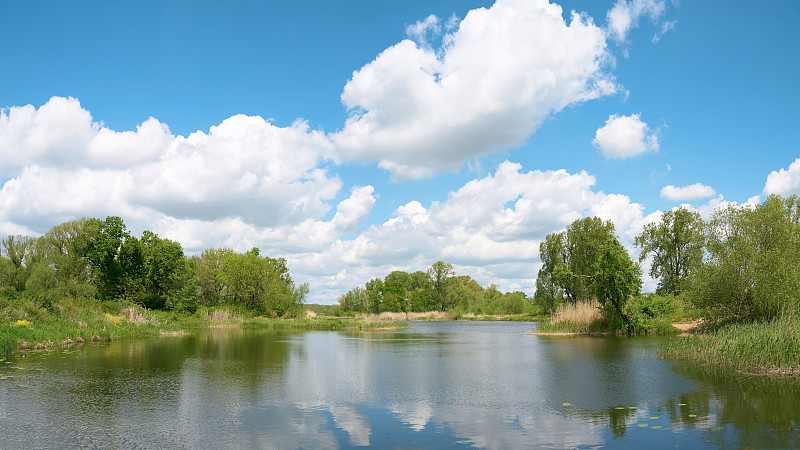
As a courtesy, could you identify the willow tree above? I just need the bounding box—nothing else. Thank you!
[535,217,616,308]
[635,207,704,294]
[689,195,800,323]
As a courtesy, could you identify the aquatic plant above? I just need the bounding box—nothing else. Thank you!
[661,314,800,377]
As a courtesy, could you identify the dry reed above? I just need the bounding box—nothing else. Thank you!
[550,300,601,324]
[354,311,448,323]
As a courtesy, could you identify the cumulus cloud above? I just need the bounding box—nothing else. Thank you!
[606,0,667,42]
[333,0,617,180]
[297,161,648,302]
[660,183,717,201]
[0,96,648,303]
[0,97,342,232]
[592,113,658,158]
[764,158,800,196]
[0,96,171,175]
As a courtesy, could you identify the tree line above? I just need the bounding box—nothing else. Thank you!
[0,216,307,316]
[338,261,540,315]
[535,194,800,330]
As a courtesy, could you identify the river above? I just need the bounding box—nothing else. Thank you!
[1,321,798,448]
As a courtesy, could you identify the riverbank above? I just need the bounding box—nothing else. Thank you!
[660,315,800,378]
[0,299,409,357]
[340,311,548,323]
[528,299,682,336]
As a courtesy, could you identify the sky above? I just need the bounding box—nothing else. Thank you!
[1,0,799,303]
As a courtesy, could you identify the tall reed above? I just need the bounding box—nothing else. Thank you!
[661,314,800,377]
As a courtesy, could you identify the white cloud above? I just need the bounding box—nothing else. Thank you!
[764,158,800,196]
[606,0,667,42]
[297,161,647,302]
[333,0,617,180]
[0,98,648,303]
[0,96,171,175]
[652,20,676,43]
[660,183,717,201]
[0,96,369,271]
[405,14,441,48]
[592,113,658,158]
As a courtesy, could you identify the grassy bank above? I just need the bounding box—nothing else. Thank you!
[660,315,800,377]
[344,311,548,323]
[533,299,680,335]
[0,296,185,357]
[0,296,409,357]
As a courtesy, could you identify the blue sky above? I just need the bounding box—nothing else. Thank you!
[1,0,799,302]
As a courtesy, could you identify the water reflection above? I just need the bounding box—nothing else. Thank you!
[0,322,799,448]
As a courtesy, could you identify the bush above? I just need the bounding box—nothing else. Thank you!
[626,294,679,333]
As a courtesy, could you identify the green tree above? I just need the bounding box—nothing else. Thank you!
[635,207,704,294]
[534,232,567,312]
[138,231,196,311]
[1,235,36,291]
[534,217,615,308]
[365,278,384,313]
[428,261,454,311]
[338,286,369,312]
[688,195,800,323]
[85,216,129,300]
[562,217,616,304]
[192,248,236,305]
[593,238,642,329]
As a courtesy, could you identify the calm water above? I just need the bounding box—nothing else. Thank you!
[1,321,799,449]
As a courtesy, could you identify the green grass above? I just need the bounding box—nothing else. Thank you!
[535,318,618,334]
[0,295,410,357]
[0,295,189,357]
[660,315,800,377]
[535,317,679,335]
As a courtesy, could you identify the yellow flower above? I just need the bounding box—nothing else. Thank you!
[14,319,32,327]
[104,313,125,327]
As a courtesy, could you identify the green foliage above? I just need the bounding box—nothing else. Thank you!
[564,217,616,302]
[338,286,369,312]
[428,261,454,311]
[1,235,36,291]
[635,207,704,294]
[338,262,537,316]
[191,248,236,306]
[661,314,800,376]
[687,195,800,324]
[625,294,679,333]
[365,278,384,313]
[593,238,642,330]
[214,248,305,316]
[535,217,616,310]
[535,217,641,331]
[85,216,129,301]
[0,216,303,319]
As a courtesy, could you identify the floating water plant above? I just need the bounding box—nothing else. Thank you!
[711,427,723,431]
[455,440,471,445]
[562,403,572,406]
[638,424,649,428]
[651,426,663,429]
[688,414,697,418]
[649,416,660,420]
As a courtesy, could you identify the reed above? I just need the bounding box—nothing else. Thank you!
[661,314,800,377]
[551,300,602,324]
